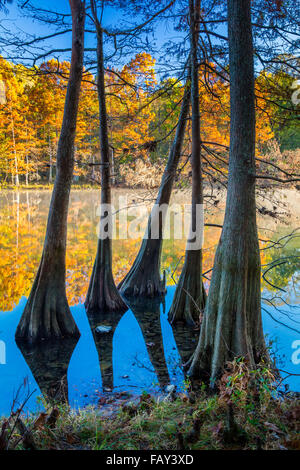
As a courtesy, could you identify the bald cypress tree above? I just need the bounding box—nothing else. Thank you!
[85,0,127,314]
[16,0,86,343]
[118,78,191,300]
[168,0,206,327]
[188,0,266,384]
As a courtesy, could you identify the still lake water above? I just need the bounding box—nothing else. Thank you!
[0,188,299,415]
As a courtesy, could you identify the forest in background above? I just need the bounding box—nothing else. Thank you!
[0,0,299,452]
[0,53,299,188]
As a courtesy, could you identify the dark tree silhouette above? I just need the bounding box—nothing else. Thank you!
[0,0,12,11]
[171,322,199,368]
[86,309,126,391]
[188,0,266,384]
[15,0,86,343]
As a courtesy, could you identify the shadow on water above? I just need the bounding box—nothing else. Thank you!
[0,290,203,415]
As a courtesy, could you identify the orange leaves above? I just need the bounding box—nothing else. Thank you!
[106,53,156,158]
[0,53,280,186]
[198,64,275,153]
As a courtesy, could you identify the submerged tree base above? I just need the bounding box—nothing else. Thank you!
[187,241,267,385]
[168,251,206,327]
[118,239,166,300]
[85,270,127,314]
[85,239,128,314]
[15,261,80,344]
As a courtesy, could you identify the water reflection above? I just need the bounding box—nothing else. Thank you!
[16,338,78,404]
[0,189,299,310]
[0,189,299,415]
[171,323,199,367]
[86,309,127,391]
[128,298,170,390]
[0,285,299,416]
[0,292,201,414]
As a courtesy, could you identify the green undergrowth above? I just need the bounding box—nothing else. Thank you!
[1,360,299,451]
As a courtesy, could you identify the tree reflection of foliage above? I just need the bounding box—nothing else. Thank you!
[0,191,299,312]
[0,198,44,310]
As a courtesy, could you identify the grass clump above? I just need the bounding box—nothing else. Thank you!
[1,360,299,451]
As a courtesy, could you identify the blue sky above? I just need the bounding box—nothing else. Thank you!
[0,1,294,79]
[0,0,189,75]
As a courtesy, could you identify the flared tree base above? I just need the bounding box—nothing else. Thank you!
[85,280,127,314]
[85,255,127,314]
[118,242,166,300]
[120,268,166,300]
[15,268,80,344]
[168,252,206,327]
[187,244,267,386]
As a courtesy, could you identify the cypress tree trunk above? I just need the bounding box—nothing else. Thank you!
[118,77,191,299]
[85,2,127,313]
[15,0,86,343]
[168,0,206,327]
[188,0,266,384]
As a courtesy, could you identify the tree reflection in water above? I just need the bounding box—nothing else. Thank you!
[128,297,170,390]
[86,309,127,391]
[16,337,78,404]
[0,189,298,413]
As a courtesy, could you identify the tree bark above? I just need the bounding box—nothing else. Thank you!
[118,76,191,300]
[15,0,86,343]
[168,0,206,327]
[85,3,127,313]
[188,0,266,384]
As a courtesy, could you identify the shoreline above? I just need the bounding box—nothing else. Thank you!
[1,180,299,191]
[0,383,299,450]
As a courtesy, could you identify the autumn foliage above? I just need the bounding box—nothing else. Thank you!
[0,53,294,187]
